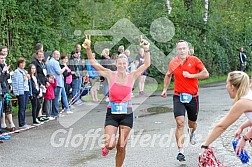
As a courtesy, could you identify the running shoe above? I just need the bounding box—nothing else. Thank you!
[0,134,11,140]
[102,147,109,156]
[188,128,196,145]
[176,153,186,162]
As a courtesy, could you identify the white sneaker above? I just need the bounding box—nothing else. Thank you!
[188,128,196,145]
[66,111,73,114]
[74,100,82,105]
[48,116,55,121]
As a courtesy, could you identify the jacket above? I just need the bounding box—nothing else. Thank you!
[44,78,57,100]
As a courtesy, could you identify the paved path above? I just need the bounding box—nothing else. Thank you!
[0,82,251,167]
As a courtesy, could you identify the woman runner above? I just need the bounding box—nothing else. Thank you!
[83,35,150,167]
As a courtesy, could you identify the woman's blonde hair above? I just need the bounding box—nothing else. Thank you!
[101,48,109,56]
[227,71,250,102]
[115,54,128,65]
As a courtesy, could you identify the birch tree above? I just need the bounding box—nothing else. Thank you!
[203,0,209,22]
[166,0,172,14]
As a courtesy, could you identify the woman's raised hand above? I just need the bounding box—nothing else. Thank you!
[82,34,91,49]
[140,35,150,50]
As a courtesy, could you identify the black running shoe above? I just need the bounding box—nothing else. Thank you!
[176,153,186,162]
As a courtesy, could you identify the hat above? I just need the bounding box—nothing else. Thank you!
[44,51,52,61]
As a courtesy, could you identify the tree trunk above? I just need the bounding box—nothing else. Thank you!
[166,0,172,14]
[203,0,209,42]
[203,0,209,22]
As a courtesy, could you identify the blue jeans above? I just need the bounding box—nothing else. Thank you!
[52,86,62,117]
[61,87,70,111]
[18,91,29,127]
[72,78,82,101]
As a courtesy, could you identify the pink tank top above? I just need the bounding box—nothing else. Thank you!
[109,72,132,103]
[65,68,72,84]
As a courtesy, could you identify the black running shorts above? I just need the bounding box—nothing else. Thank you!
[105,108,133,128]
[173,95,199,121]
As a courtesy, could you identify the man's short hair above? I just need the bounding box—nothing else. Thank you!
[0,46,7,52]
[176,40,189,48]
[35,43,43,51]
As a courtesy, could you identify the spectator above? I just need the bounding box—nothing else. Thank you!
[125,49,136,72]
[43,74,57,120]
[68,51,85,105]
[59,54,73,114]
[86,53,100,102]
[12,58,32,128]
[31,50,47,119]
[100,48,110,102]
[46,50,68,117]
[0,52,11,141]
[135,48,148,96]
[28,64,43,125]
[0,46,16,132]
[60,54,72,98]
[75,44,83,59]
[239,47,247,72]
[118,45,124,54]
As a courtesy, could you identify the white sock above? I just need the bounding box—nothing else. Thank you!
[1,124,7,128]
[178,148,184,154]
[10,123,15,128]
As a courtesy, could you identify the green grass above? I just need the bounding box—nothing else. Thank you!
[133,74,228,93]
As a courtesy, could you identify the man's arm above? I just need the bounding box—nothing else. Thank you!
[183,68,209,80]
[161,72,172,97]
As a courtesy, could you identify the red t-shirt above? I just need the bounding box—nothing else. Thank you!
[168,55,205,95]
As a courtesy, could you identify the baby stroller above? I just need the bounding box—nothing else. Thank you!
[68,76,91,106]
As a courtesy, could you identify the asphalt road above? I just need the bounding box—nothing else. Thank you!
[0,82,251,167]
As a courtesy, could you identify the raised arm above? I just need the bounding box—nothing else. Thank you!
[132,38,150,80]
[83,35,111,79]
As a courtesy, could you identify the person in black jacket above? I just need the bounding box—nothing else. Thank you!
[0,47,16,132]
[31,50,47,118]
[0,52,12,140]
[28,64,43,125]
[31,51,47,85]
[68,51,85,104]
[239,47,247,72]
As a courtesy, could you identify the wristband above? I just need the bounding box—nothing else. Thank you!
[243,135,249,142]
[201,145,208,149]
[144,49,150,53]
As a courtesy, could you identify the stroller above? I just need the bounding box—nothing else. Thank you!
[68,76,91,106]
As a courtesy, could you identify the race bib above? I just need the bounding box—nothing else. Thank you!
[108,101,132,114]
[180,93,192,103]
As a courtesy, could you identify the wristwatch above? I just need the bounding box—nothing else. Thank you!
[243,135,249,142]
[201,145,208,149]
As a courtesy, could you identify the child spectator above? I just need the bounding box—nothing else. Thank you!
[3,83,16,131]
[43,74,57,120]
[28,64,44,125]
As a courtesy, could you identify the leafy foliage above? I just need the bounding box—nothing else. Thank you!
[0,0,251,81]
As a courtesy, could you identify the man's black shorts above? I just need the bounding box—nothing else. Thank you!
[173,95,199,121]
